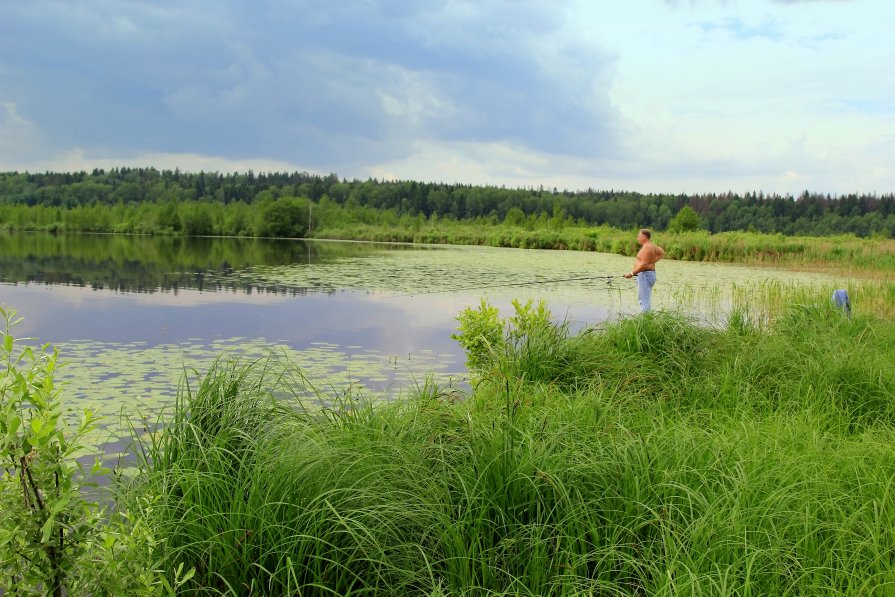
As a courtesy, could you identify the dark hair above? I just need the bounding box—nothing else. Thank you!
[639,228,651,239]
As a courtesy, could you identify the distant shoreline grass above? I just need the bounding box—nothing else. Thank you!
[121,305,895,595]
[309,222,895,278]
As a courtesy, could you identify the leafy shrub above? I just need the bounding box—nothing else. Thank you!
[255,197,310,238]
[451,298,503,370]
[0,306,182,595]
[452,298,568,383]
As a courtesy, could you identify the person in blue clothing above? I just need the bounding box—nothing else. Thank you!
[623,229,665,312]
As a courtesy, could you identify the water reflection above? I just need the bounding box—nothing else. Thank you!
[0,231,418,293]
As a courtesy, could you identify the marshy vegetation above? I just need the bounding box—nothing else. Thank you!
[106,300,895,595]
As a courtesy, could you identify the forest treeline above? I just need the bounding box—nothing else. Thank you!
[1,168,894,238]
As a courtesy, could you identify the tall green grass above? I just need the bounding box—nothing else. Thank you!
[667,278,895,321]
[125,308,895,595]
[314,222,895,274]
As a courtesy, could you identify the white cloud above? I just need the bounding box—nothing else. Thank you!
[0,101,43,162]
[1,0,625,166]
[0,0,893,195]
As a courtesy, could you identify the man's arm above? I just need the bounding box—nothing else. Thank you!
[655,245,665,261]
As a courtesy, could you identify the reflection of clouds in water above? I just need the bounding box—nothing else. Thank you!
[4,282,296,308]
[54,335,467,452]
[2,283,94,315]
[363,289,628,333]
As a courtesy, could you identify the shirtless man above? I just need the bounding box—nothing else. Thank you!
[623,229,665,312]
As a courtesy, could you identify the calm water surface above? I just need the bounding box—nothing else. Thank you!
[0,232,841,451]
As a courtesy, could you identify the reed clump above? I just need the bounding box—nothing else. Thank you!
[124,306,895,595]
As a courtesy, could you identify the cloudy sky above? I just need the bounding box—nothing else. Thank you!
[1,0,892,194]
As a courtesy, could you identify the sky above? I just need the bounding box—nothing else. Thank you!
[0,0,892,195]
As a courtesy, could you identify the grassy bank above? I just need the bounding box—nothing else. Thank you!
[122,304,895,595]
[311,222,895,276]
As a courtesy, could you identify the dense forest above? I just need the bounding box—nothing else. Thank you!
[1,168,894,237]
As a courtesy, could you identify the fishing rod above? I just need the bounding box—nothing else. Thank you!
[389,274,630,299]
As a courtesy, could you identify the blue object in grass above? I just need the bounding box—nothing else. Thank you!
[832,289,851,317]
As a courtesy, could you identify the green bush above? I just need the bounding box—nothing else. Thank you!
[0,306,185,595]
[451,298,503,370]
[254,197,310,238]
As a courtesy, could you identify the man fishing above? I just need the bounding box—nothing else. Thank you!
[624,229,665,312]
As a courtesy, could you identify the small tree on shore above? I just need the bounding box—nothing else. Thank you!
[668,205,705,233]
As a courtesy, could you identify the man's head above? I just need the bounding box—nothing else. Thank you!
[637,228,651,245]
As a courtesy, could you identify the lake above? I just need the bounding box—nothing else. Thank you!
[0,232,843,452]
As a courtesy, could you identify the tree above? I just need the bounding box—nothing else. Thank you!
[182,203,214,236]
[156,200,182,232]
[255,197,309,238]
[667,205,705,233]
[504,207,526,227]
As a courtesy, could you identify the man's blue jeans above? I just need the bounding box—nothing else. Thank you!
[637,271,656,312]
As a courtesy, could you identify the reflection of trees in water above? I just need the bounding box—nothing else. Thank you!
[0,232,401,294]
[82,279,342,296]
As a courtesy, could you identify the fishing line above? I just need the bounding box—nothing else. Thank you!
[387,274,631,299]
